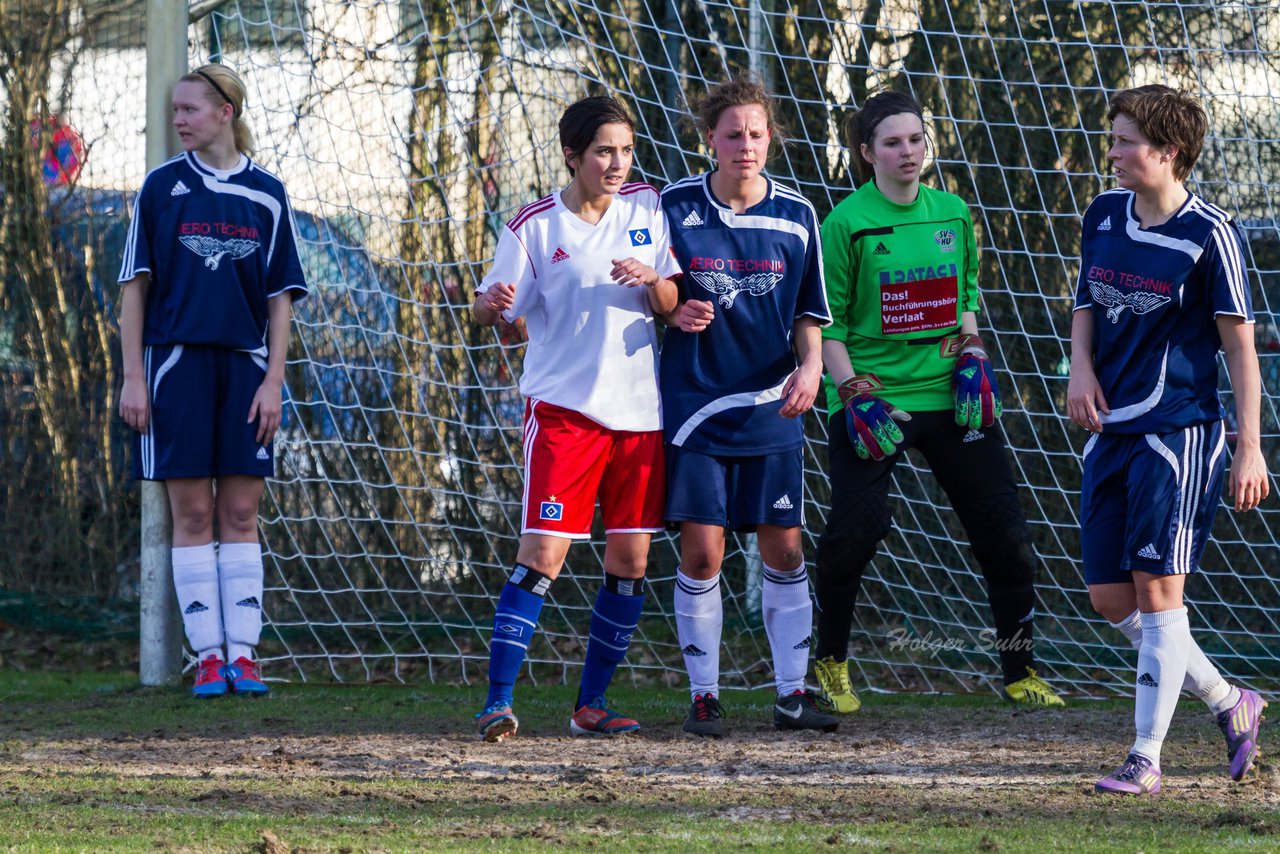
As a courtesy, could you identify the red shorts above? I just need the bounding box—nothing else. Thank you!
[522,400,665,538]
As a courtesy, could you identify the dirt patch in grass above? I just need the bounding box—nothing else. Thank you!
[17,698,1278,825]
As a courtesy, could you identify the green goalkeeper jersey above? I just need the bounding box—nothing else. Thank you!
[820,180,980,415]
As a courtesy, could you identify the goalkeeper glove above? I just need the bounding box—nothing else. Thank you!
[951,335,1002,429]
[838,374,909,462]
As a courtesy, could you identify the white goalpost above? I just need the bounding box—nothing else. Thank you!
[113,0,1280,696]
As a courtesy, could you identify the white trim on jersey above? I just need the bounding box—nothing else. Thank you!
[1101,343,1169,424]
[194,173,283,266]
[142,344,185,479]
[1124,195,1204,261]
[669,379,786,447]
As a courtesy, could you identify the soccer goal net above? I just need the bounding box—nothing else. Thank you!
[71,0,1280,696]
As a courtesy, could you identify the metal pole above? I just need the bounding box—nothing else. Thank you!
[138,0,188,687]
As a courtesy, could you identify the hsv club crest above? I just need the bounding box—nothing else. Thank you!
[1089,280,1172,323]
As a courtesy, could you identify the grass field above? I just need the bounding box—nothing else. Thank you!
[0,670,1276,852]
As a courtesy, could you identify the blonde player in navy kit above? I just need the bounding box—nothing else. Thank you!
[471,96,680,742]
[1069,85,1269,795]
[118,64,307,698]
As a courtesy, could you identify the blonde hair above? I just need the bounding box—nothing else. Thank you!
[180,63,255,155]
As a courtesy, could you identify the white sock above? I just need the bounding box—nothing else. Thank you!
[1111,609,1239,715]
[219,541,264,663]
[172,543,223,657]
[762,563,813,697]
[1131,607,1192,767]
[675,568,722,700]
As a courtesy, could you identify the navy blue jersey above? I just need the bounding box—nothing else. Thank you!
[1074,189,1251,434]
[118,152,308,354]
[659,173,830,455]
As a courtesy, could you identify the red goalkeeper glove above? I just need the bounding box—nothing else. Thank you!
[951,335,1003,429]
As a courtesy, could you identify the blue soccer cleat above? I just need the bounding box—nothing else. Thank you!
[192,654,229,699]
[1219,688,1268,781]
[476,703,519,742]
[1095,753,1161,795]
[224,656,269,696]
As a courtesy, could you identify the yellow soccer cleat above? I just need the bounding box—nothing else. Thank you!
[814,656,862,714]
[1003,666,1066,707]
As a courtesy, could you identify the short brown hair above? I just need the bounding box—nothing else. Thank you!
[1107,85,1207,182]
[691,75,787,149]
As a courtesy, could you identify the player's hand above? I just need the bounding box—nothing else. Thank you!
[1228,444,1270,512]
[119,377,150,432]
[1066,363,1109,433]
[779,361,822,418]
[610,257,659,289]
[839,374,910,461]
[482,282,516,315]
[248,379,284,444]
[952,336,1002,429]
[678,299,715,333]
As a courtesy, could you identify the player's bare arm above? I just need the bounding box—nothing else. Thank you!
[118,273,151,432]
[248,293,293,445]
[473,281,516,327]
[779,316,823,418]
[609,257,678,315]
[1066,307,1109,433]
[1218,315,1270,512]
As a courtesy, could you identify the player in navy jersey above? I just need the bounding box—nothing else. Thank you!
[471,96,680,741]
[660,76,838,736]
[118,64,307,698]
[1068,86,1270,795]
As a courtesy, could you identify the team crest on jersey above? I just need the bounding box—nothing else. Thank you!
[1089,280,1172,323]
[689,270,783,308]
[934,228,956,253]
[628,228,651,246]
[179,234,259,270]
[539,498,563,521]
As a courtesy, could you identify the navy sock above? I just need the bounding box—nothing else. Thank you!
[576,574,646,710]
[484,564,551,709]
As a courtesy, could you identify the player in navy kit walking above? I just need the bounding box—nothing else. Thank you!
[118,64,307,697]
[660,76,838,736]
[1069,86,1270,795]
[471,96,680,741]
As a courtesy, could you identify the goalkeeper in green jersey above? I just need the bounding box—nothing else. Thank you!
[811,90,1064,712]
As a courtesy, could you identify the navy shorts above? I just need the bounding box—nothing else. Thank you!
[133,344,274,481]
[665,445,804,532]
[1080,421,1226,585]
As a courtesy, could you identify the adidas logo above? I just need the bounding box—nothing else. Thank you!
[682,209,705,227]
[550,246,569,264]
[170,180,190,196]
[963,429,984,443]
[235,596,261,610]
[1137,672,1159,688]
[792,637,811,650]
[256,446,270,461]
[183,600,208,615]
[681,644,707,657]
[1098,215,1112,231]
[772,494,794,510]
[1137,543,1161,560]
[873,241,891,256]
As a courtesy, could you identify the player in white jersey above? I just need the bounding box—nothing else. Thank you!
[471,96,680,741]
[659,77,837,737]
[1068,86,1270,795]
[118,65,307,699]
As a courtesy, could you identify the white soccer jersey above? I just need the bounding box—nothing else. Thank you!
[477,183,680,432]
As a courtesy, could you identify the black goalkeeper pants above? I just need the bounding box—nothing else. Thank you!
[813,408,1039,685]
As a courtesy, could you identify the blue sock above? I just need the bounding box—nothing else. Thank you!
[484,564,550,709]
[577,575,646,710]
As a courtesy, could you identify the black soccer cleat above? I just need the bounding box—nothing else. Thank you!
[683,692,726,738]
[774,689,840,732]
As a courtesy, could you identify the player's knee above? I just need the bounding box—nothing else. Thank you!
[680,548,721,579]
[962,495,1035,585]
[170,500,213,542]
[217,499,259,540]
